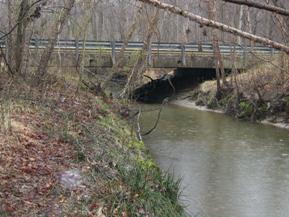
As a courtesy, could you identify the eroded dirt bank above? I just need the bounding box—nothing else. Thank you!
[175,57,289,129]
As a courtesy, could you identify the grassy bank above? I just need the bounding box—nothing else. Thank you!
[0,73,185,216]
[189,55,289,126]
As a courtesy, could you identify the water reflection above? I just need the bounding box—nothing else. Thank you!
[141,104,289,217]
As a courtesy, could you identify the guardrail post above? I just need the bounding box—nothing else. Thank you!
[111,41,116,65]
[243,44,247,68]
[75,39,79,63]
[157,42,160,59]
[181,44,186,66]
[198,43,203,52]
[35,38,39,48]
[270,47,274,56]
[147,43,152,67]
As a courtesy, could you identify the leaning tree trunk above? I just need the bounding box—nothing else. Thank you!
[36,0,75,82]
[102,5,144,89]
[6,0,13,70]
[207,0,226,93]
[138,0,289,54]
[121,8,160,97]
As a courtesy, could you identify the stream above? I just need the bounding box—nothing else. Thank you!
[141,103,289,217]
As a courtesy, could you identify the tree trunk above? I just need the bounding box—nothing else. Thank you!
[6,0,13,69]
[121,8,159,97]
[14,0,29,74]
[36,0,75,81]
[102,5,144,89]
[207,0,221,92]
[237,5,244,44]
[138,0,289,54]
[97,4,104,40]
[207,0,226,92]
[182,3,190,44]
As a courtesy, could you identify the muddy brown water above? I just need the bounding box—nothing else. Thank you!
[141,103,289,217]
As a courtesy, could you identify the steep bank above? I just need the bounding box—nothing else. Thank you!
[0,74,185,216]
[184,56,289,128]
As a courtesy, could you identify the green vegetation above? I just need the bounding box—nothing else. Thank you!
[238,100,254,118]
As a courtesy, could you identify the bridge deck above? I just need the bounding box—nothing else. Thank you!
[0,39,278,69]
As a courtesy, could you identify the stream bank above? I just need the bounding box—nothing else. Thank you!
[0,72,185,217]
[179,58,289,129]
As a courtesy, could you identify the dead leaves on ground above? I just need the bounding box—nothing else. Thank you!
[0,86,110,216]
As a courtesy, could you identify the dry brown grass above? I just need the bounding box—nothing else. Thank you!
[200,54,289,102]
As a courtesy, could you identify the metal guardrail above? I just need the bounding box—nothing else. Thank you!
[0,38,277,54]
[0,38,277,68]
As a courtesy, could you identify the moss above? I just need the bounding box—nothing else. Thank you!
[129,139,145,150]
[136,155,157,170]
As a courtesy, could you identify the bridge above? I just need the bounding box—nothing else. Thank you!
[0,39,278,69]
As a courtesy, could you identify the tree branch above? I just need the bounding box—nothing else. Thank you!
[137,0,289,54]
[222,0,289,17]
[142,97,168,136]
[0,0,44,41]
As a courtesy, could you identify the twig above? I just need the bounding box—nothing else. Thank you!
[143,74,154,81]
[167,75,176,93]
[142,97,169,136]
[226,40,286,72]
[136,106,142,141]
[0,45,14,76]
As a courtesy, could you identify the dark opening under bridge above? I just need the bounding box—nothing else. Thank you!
[0,39,278,69]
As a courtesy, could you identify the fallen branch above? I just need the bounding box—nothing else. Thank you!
[167,76,175,93]
[144,74,154,82]
[137,0,289,54]
[136,106,142,141]
[142,97,168,136]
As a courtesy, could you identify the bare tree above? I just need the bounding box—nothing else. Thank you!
[207,0,222,92]
[36,0,75,82]
[102,4,144,90]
